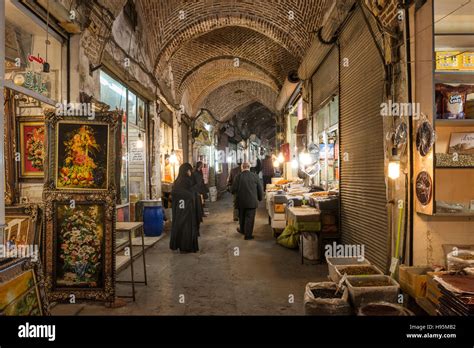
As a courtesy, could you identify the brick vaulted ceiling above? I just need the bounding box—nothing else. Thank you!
[135,0,332,125]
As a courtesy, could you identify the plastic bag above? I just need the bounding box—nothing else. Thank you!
[299,232,318,260]
[447,249,474,271]
[276,224,299,249]
[304,282,352,316]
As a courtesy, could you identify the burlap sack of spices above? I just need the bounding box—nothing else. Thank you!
[304,282,352,316]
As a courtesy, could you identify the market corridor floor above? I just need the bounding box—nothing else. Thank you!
[75,193,327,315]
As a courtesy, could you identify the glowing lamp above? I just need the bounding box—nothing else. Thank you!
[388,161,400,180]
[169,152,178,164]
[277,152,284,163]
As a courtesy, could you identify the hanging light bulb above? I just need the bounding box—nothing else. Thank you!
[300,151,312,166]
[291,156,299,169]
[136,133,144,149]
[277,152,284,163]
[169,151,178,164]
[388,161,400,180]
[388,148,400,180]
[273,159,280,168]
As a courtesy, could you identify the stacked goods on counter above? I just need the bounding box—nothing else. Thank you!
[435,273,474,316]
[273,193,287,213]
[309,191,339,233]
[286,206,321,232]
[426,271,448,308]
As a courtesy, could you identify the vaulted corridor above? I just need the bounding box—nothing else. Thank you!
[53,193,326,316]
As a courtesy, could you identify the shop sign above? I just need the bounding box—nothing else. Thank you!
[13,71,48,95]
[130,141,145,162]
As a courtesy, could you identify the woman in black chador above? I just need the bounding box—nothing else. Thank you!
[169,163,202,253]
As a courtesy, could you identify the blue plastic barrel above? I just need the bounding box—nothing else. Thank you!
[143,205,164,236]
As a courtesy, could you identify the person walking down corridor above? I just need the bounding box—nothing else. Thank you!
[170,163,200,253]
[232,162,263,240]
[262,155,274,191]
[227,161,242,221]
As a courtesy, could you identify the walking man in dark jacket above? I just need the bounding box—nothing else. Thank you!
[231,162,263,240]
[228,161,242,221]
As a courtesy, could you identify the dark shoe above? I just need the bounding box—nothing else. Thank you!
[244,236,254,240]
[233,218,238,222]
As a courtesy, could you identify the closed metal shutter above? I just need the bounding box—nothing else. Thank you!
[312,46,339,112]
[339,7,388,271]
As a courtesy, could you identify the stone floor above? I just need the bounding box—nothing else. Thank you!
[52,192,328,316]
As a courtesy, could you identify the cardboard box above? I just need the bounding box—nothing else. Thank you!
[399,265,434,299]
[461,52,474,70]
[274,203,285,213]
[436,51,461,70]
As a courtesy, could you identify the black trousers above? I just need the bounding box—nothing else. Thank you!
[239,208,256,238]
[263,175,272,191]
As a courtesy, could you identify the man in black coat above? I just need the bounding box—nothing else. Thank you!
[231,162,263,240]
[227,161,242,221]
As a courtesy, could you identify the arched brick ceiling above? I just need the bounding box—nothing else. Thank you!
[181,58,279,116]
[135,0,330,68]
[201,80,277,121]
[172,26,297,96]
[231,102,276,142]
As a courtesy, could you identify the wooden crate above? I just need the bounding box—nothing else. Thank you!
[399,265,434,299]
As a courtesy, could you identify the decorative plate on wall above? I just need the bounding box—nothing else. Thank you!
[416,121,435,156]
[394,122,408,147]
[416,171,433,206]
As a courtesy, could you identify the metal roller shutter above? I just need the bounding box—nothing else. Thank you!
[339,7,389,271]
[312,46,339,112]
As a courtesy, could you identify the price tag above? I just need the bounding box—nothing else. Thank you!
[389,257,399,274]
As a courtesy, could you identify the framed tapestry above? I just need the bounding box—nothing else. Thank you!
[17,117,45,181]
[43,191,116,302]
[0,258,50,316]
[44,110,120,192]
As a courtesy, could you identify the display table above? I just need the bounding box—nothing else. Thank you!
[115,222,148,301]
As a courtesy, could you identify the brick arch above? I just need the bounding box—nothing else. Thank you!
[200,80,278,121]
[178,56,282,94]
[135,0,332,78]
[171,26,298,95]
[180,58,279,115]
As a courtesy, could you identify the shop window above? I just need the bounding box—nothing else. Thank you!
[100,70,149,207]
[312,98,340,190]
[4,0,64,101]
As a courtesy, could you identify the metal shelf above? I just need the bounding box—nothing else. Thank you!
[435,70,474,84]
[435,119,474,127]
